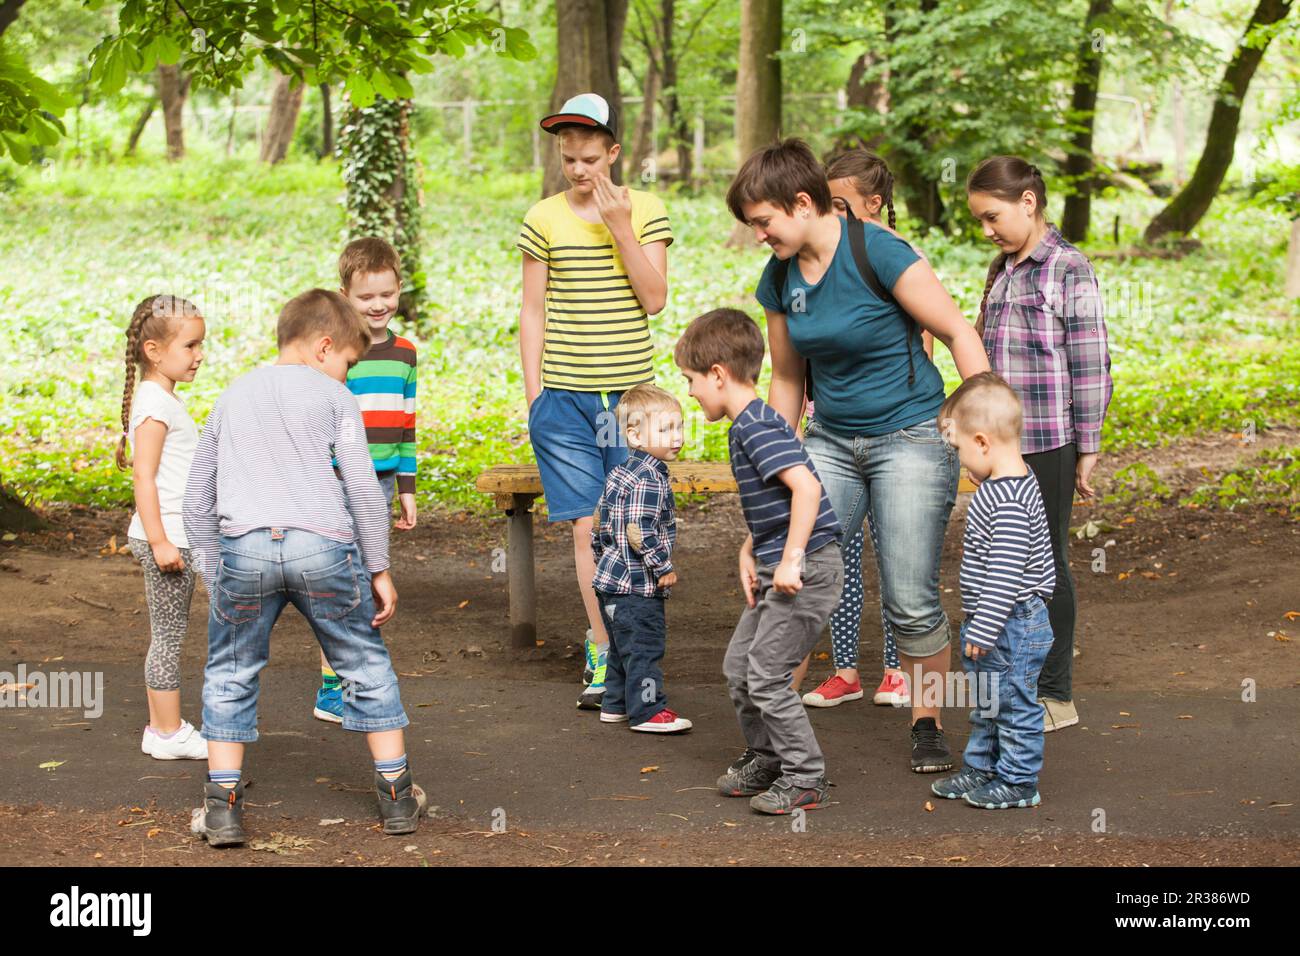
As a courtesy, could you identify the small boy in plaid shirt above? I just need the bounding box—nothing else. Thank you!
[589,383,691,733]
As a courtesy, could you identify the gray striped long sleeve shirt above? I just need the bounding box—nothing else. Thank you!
[183,364,390,592]
[959,473,1055,649]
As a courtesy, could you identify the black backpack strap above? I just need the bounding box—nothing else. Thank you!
[844,207,917,388]
[769,254,814,402]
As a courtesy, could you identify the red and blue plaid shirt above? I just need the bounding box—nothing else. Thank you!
[983,225,1113,455]
[591,449,676,598]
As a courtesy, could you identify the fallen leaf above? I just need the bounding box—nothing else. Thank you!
[1119,711,1131,717]
[146,828,161,838]
[1111,723,1140,729]
[944,855,968,863]
[1177,714,1194,720]
[639,766,659,774]
[457,599,470,609]
[1284,611,1299,622]
[318,818,345,826]
[248,832,322,855]
[924,801,934,812]
[1275,633,1292,643]
[93,852,103,859]
[1,533,16,542]
[39,760,65,770]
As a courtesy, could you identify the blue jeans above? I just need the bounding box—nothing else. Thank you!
[201,528,409,742]
[959,596,1053,786]
[528,388,628,522]
[803,417,959,659]
[595,591,667,725]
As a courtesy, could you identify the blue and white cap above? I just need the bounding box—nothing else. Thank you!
[540,92,618,140]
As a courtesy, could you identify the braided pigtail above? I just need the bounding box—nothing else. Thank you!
[975,253,1007,338]
[886,198,897,231]
[116,297,159,470]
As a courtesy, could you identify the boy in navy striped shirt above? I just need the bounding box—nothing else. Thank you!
[933,372,1056,809]
[675,309,844,815]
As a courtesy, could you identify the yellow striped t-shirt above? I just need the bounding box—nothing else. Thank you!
[517,188,673,392]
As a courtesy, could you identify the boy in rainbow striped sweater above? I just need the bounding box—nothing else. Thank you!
[314,236,419,723]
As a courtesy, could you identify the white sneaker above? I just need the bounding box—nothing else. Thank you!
[143,720,209,760]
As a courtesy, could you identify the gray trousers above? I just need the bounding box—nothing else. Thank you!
[723,541,843,787]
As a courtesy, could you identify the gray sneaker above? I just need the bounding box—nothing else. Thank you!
[931,766,995,800]
[375,768,428,835]
[198,781,246,847]
[749,777,830,815]
[716,757,781,797]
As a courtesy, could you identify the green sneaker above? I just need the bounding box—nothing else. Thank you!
[582,630,597,685]
[577,643,607,710]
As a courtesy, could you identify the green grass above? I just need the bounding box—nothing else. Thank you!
[1,150,1297,515]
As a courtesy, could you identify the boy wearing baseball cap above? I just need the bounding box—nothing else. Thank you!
[517,92,673,711]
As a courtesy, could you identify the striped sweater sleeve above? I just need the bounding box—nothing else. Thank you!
[182,401,223,593]
[397,352,417,495]
[964,498,1034,649]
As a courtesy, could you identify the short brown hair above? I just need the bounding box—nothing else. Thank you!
[338,237,402,290]
[556,125,617,152]
[674,308,765,384]
[276,289,370,355]
[939,371,1023,442]
[726,138,832,224]
[617,383,682,435]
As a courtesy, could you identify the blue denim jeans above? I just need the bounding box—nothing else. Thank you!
[803,417,959,660]
[595,590,666,725]
[201,528,409,742]
[959,596,1053,786]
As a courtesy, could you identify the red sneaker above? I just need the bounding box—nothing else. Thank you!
[873,670,911,706]
[630,709,693,734]
[801,674,864,708]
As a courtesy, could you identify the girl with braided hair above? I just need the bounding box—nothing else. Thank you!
[117,294,209,760]
[966,156,1113,733]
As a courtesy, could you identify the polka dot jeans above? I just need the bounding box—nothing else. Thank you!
[829,526,900,671]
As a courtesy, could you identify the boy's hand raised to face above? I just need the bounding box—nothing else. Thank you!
[371,570,398,627]
[592,173,632,234]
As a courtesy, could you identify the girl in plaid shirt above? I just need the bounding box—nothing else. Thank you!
[966,156,1114,733]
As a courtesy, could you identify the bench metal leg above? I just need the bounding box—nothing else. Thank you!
[506,493,537,649]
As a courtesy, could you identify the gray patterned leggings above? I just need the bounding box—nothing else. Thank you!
[128,537,196,691]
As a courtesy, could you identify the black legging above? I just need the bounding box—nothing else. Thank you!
[1024,442,1077,701]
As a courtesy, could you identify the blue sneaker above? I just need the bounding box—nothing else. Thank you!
[963,777,1041,809]
[576,644,607,710]
[931,767,995,800]
[313,684,343,724]
[582,630,597,685]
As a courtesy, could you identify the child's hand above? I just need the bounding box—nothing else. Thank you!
[1076,452,1099,499]
[371,570,398,627]
[773,555,804,596]
[657,570,678,589]
[964,641,986,659]
[738,540,759,608]
[593,173,632,233]
[151,540,185,573]
[395,493,417,530]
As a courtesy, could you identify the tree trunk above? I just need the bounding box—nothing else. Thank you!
[0,0,27,40]
[883,0,945,230]
[124,96,158,157]
[320,83,334,158]
[630,57,659,183]
[661,0,693,187]
[835,51,888,153]
[0,480,44,533]
[260,73,305,164]
[1144,0,1294,243]
[728,0,783,244]
[1061,0,1113,243]
[542,0,629,198]
[157,64,190,161]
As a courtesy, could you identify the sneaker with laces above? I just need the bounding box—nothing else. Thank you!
[963,777,1041,809]
[717,757,781,797]
[801,674,864,708]
[375,768,429,834]
[728,748,759,773]
[873,670,911,706]
[749,777,830,815]
[599,710,629,723]
[931,766,995,799]
[197,781,246,847]
[629,709,692,733]
[313,685,344,724]
[143,720,208,760]
[910,717,954,773]
[576,644,608,710]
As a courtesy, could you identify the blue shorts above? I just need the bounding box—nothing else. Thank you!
[528,387,629,522]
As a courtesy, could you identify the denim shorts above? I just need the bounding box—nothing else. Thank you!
[803,416,959,659]
[528,387,629,522]
[201,528,408,742]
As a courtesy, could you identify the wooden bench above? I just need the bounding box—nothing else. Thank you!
[476,461,976,648]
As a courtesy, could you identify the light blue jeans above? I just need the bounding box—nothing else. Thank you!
[803,417,958,660]
[201,528,408,742]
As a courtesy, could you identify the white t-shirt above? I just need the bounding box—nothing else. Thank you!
[126,381,199,549]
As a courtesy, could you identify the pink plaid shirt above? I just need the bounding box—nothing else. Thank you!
[983,225,1113,455]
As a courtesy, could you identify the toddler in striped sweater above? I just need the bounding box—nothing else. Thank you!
[933,372,1056,810]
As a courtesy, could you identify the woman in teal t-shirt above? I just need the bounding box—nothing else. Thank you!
[727,138,990,775]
